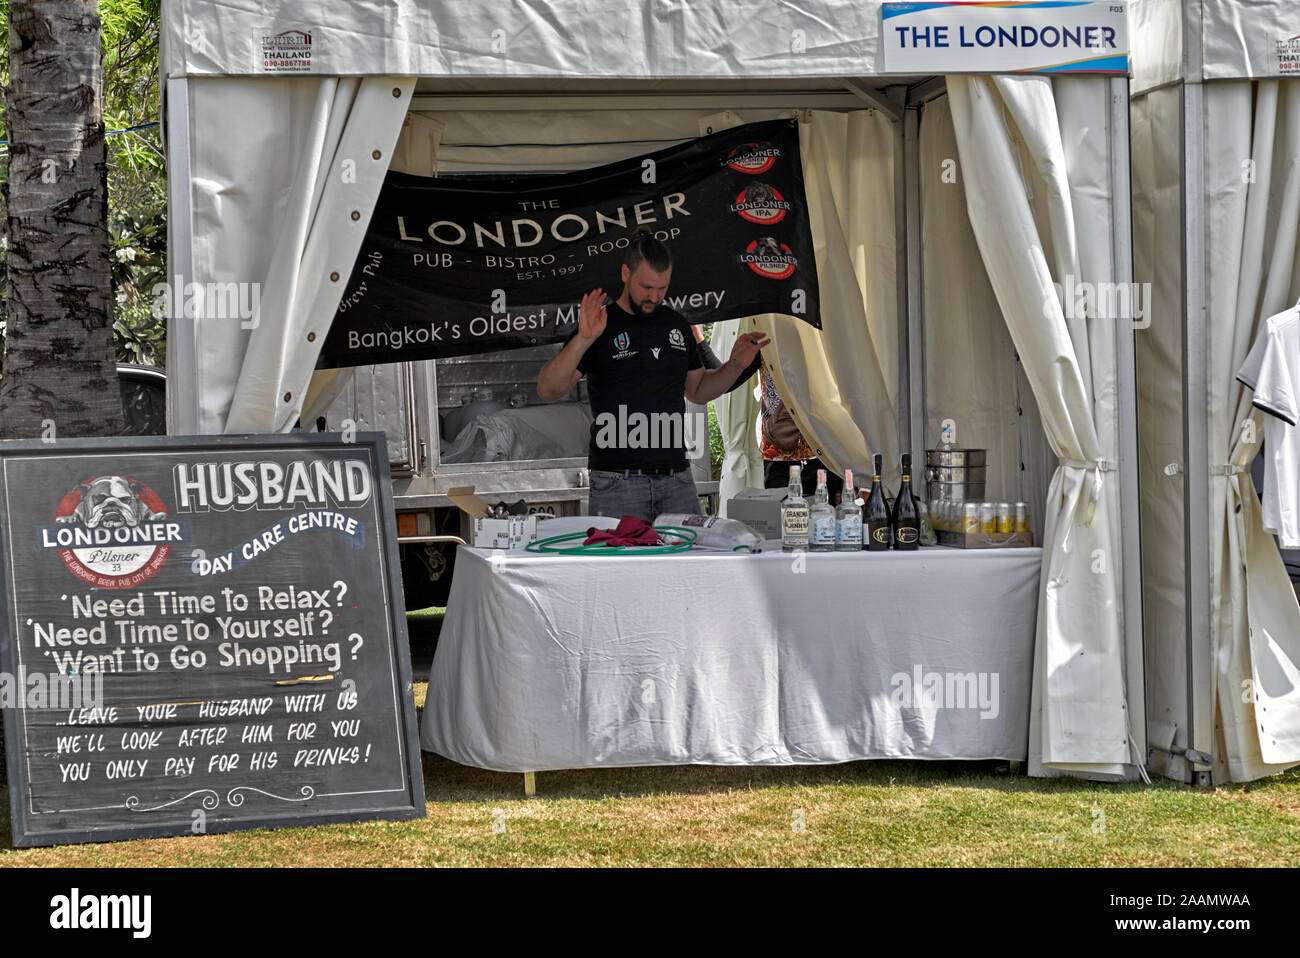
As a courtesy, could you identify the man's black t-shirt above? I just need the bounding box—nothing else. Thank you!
[573,299,703,472]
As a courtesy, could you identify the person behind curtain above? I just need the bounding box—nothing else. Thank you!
[692,329,844,504]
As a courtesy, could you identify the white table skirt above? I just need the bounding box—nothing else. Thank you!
[420,539,1042,771]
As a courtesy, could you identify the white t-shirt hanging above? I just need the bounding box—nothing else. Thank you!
[1236,304,1300,548]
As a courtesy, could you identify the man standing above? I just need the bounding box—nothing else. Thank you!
[537,229,768,520]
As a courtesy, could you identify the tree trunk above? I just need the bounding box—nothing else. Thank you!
[0,0,122,437]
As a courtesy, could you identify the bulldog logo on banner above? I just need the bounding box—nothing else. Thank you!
[319,119,820,368]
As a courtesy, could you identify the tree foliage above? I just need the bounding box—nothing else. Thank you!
[0,0,165,367]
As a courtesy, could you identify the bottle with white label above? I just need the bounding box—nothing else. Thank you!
[781,464,809,552]
[835,468,862,551]
[809,469,836,552]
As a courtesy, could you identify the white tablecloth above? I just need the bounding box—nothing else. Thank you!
[420,536,1041,771]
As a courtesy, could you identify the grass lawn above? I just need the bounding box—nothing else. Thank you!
[4,665,1300,866]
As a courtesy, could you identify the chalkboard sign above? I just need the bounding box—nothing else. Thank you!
[0,434,425,846]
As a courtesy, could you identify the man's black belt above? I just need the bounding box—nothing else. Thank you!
[602,467,682,477]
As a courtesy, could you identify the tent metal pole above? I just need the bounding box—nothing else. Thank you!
[894,113,910,453]
[1110,76,1147,774]
[1181,77,1214,788]
[903,105,926,459]
[164,76,199,437]
[843,79,903,120]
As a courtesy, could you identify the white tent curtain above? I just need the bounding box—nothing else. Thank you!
[301,112,447,428]
[711,316,764,512]
[946,75,1136,776]
[168,76,415,434]
[676,108,899,499]
[1204,79,1300,782]
[756,110,900,486]
[919,94,1054,544]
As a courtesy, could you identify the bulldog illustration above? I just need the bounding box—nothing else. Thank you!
[745,181,778,206]
[755,236,785,260]
[57,476,166,529]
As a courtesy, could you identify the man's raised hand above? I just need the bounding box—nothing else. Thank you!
[578,288,607,342]
[730,331,770,367]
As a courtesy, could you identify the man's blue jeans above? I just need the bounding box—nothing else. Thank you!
[587,468,702,522]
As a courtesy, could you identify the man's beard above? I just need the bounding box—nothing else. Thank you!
[630,294,660,314]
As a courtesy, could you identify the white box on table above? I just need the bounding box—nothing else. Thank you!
[726,487,786,540]
[471,515,539,550]
[449,485,541,549]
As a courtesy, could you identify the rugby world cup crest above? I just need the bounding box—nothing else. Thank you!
[39,476,188,588]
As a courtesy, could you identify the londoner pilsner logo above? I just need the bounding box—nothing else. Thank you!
[724,141,783,175]
[738,237,799,280]
[38,476,189,589]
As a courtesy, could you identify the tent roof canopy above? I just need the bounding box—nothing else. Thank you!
[163,0,1130,86]
[1130,0,1300,94]
[164,0,882,82]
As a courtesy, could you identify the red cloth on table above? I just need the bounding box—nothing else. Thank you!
[584,515,662,547]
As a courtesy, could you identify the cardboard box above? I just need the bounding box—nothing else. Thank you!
[449,486,541,549]
[726,487,787,540]
[471,515,539,550]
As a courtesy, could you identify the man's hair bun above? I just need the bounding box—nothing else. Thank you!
[624,226,672,273]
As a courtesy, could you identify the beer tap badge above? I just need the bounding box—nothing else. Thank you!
[40,476,185,589]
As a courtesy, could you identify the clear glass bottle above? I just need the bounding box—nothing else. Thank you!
[781,464,809,552]
[835,468,862,552]
[809,469,837,552]
[917,498,937,547]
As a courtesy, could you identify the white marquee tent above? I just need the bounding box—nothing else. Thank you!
[161,0,1146,778]
[1130,0,1300,784]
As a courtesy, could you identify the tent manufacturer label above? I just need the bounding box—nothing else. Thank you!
[1272,32,1300,75]
[252,25,317,74]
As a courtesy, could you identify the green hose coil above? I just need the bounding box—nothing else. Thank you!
[524,525,698,555]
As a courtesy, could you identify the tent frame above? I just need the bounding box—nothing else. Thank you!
[163,63,1146,776]
[1178,1,1214,787]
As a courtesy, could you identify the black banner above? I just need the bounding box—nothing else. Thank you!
[319,119,820,368]
[0,434,424,846]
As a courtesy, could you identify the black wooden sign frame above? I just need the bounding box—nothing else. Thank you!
[0,433,424,846]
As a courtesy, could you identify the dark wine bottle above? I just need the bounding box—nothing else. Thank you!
[892,453,919,551]
[864,453,891,551]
